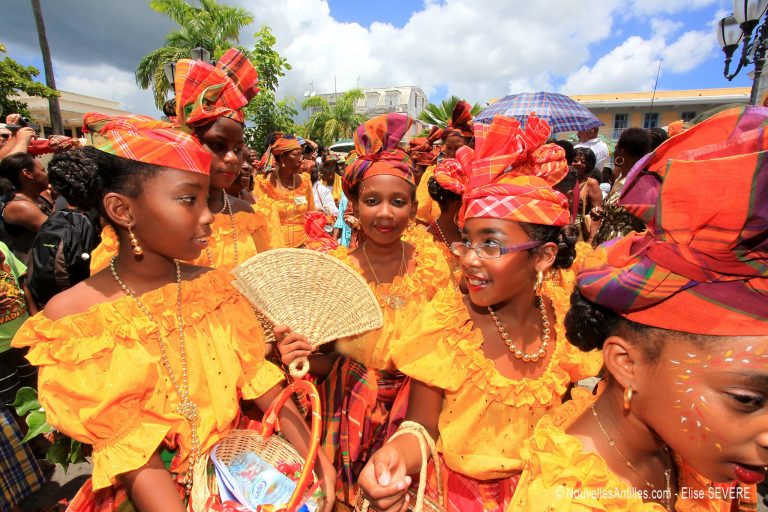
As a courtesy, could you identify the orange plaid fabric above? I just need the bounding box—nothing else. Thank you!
[407,137,438,166]
[83,112,211,175]
[270,133,301,156]
[434,152,471,195]
[342,113,414,197]
[459,115,570,226]
[577,106,768,335]
[174,48,259,130]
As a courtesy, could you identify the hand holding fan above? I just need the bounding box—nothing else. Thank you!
[231,248,383,378]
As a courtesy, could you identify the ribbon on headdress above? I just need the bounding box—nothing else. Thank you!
[83,113,211,175]
[576,106,768,335]
[342,113,414,197]
[174,48,259,130]
[458,114,570,226]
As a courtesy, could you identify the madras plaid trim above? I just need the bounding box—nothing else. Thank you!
[0,405,45,511]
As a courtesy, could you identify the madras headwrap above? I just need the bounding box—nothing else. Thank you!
[577,105,768,335]
[459,114,570,226]
[342,113,415,197]
[174,48,259,130]
[433,148,472,195]
[83,112,212,175]
[428,100,475,144]
[270,132,302,156]
[407,137,438,166]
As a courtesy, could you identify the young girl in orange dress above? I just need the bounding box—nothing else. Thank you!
[357,115,602,512]
[12,113,336,512]
[253,133,315,248]
[89,48,278,273]
[275,113,454,507]
[508,106,768,512]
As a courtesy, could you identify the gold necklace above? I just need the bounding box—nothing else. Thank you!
[109,256,201,495]
[488,295,550,362]
[591,404,674,510]
[205,191,238,268]
[363,241,407,310]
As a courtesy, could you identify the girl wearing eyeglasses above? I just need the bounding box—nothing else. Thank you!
[357,115,602,512]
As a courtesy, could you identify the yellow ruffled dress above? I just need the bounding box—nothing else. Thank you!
[89,210,277,274]
[415,164,440,225]
[12,270,284,493]
[389,273,603,511]
[508,388,758,512]
[253,173,315,248]
[320,235,454,503]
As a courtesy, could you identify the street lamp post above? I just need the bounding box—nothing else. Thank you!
[718,0,768,105]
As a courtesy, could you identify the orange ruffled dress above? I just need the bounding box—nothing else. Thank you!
[321,236,454,503]
[390,273,603,512]
[415,164,440,225]
[508,388,759,512]
[11,270,284,508]
[253,173,315,248]
[89,210,276,274]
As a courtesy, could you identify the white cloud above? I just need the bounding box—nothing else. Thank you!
[663,30,717,73]
[629,0,719,16]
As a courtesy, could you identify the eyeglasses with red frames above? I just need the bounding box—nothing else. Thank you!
[449,240,543,259]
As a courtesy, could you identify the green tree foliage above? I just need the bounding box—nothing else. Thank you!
[301,89,367,146]
[243,26,296,154]
[0,44,58,118]
[418,95,482,128]
[135,0,254,109]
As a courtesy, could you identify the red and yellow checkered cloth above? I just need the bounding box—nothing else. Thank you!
[407,137,438,166]
[434,151,471,195]
[174,48,259,130]
[83,113,211,174]
[459,115,570,226]
[577,106,768,335]
[342,113,414,197]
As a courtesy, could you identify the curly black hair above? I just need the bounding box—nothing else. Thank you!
[616,127,652,159]
[519,222,579,269]
[573,147,597,174]
[427,175,461,209]
[565,288,717,362]
[48,150,98,210]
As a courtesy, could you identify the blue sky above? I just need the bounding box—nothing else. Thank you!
[0,0,756,115]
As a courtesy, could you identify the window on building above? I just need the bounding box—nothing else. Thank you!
[385,91,400,107]
[643,112,659,129]
[613,113,628,129]
[366,92,380,109]
[681,111,697,122]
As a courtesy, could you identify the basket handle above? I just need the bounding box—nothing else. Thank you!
[261,380,322,512]
[358,422,443,512]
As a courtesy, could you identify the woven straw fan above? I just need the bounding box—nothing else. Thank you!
[231,248,383,378]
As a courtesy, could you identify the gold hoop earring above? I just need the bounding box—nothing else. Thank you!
[614,156,625,166]
[128,225,143,256]
[533,270,544,294]
[623,384,634,411]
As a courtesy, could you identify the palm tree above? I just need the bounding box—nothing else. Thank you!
[301,89,367,146]
[418,95,482,128]
[30,0,63,134]
[135,0,254,109]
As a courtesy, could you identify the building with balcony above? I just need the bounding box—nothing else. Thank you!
[571,87,750,140]
[307,86,429,138]
[14,90,132,138]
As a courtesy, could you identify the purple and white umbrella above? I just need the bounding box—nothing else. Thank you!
[476,91,603,133]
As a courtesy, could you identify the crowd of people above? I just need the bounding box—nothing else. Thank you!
[0,47,765,512]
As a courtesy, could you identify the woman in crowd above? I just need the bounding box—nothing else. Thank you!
[276,113,454,507]
[253,133,315,248]
[312,154,340,218]
[90,49,276,272]
[593,127,651,247]
[572,147,603,245]
[225,146,257,205]
[12,113,336,512]
[358,115,602,512]
[509,105,767,511]
[0,153,52,263]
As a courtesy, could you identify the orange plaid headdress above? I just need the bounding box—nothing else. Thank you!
[342,113,414,197]
[83,113,211,175]
[270,133,302,156]
[407,137,438,166]
[458,115,569,227]
[576,106,768,335]
[427,100,475,145]
[433,149,472,195]
[174,48,259,131]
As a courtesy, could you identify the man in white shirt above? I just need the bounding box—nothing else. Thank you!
[575,127,609,175]
[312,156,340,217]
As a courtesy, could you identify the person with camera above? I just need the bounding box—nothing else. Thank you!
[0,114,37,162]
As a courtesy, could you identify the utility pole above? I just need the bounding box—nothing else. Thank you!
[31,0,64,134]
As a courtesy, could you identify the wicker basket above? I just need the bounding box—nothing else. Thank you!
[353,423,445,512]
[191,380,324,512]
[231,248,383,378]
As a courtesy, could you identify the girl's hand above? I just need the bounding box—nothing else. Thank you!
[357,444,412,512]
[273,325,313,367]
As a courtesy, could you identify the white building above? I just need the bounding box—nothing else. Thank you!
[308,86,429,138]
